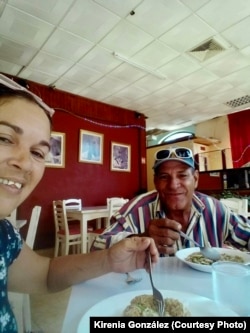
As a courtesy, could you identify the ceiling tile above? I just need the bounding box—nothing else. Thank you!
[18,68,58,86]
[112,84,149,100]
[42,29,94,61]
[60,0,120,42]
[0,6,54,47]
[93,0,143,17]
[0,59,22,75]
[100,21,154,56]
[1,0,250,132]
[197,0,250,31]
[210,87,248,104]
[132,40,179,69]
[160,55,201,81]
[126,0,191,37]
[8,0,74,24]
[159,14,216,52]
[179,0,210,11]
[129,74,172,93]
[196,79,234,96]
[27,51,74,76]
[53,77,87,95]
[0,37,38,65]
[223,65,250,86]
[177,68,219,90]
[222,16,250,49]
[152,83,191,100]
[62,63,103,86]
[90,75,129,95]
[205,51,250,77]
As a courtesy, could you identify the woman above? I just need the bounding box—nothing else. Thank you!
[0,74,158,332]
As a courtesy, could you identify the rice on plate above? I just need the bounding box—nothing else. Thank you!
[176,247,250,273]
[123,294,191,317]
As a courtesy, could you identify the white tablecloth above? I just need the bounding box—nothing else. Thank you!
[62,257,213,333]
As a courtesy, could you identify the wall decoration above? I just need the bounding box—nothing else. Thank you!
[45,131,65,168]
[79,130,103,164]
[111,142,131,172]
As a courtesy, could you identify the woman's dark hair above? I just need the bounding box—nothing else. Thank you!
[0,83,52,125]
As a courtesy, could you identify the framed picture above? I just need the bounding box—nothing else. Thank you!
[45,131,65,168]
[111,142,131,172]
[79,130,103,164]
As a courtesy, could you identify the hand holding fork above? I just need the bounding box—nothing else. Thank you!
[147,250,165,316]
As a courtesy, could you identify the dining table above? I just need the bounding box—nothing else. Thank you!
[66,205,109,253]
[61,257,231,333]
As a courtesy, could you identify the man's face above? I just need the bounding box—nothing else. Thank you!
[154,160,199,211]
[0,97,51,218]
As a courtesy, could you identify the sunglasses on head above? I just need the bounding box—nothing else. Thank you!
[0,74,55,117]
[155,147,193,160]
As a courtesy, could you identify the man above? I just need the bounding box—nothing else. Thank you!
[91,147,250,255]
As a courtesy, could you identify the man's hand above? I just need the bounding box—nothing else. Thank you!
[148,218,181,255]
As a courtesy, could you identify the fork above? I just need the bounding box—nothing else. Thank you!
[125,272,142,285]
[147,251,165,316]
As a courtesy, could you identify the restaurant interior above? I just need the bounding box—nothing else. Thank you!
[1,0,250,251]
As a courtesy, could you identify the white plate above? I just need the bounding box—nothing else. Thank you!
[176,247,250,273]
[77,289,238,332]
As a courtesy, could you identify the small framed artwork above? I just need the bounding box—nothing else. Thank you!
[111,142,131,172]
[79,130,103,164]
[45,131,65,168]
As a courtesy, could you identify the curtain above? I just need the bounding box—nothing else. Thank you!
[228,109,250,168]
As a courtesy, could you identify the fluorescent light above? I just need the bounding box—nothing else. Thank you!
[113,52,166,80]
[0,0,7,17]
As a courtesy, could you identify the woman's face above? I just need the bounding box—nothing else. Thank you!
[0,97,51,218]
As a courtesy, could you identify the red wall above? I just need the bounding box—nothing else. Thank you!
[10,78,147,249]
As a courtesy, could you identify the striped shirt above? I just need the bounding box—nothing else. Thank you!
[90,190,250,252]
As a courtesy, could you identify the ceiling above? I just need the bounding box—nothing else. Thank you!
[1,0,250,135]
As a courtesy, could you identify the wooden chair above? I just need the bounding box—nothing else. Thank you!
[53,200,82,256]
[64,198,82,225]
[6,208,17,225]
[8,205,42,333]
[87,197,129,251]
[220,198,248,217]
[107,197,129,222]
[64,198,82,211]
[26,206,42,248]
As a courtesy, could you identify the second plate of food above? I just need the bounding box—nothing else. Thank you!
[175,247,250,273]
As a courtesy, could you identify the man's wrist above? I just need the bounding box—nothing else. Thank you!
[126,232,147,238]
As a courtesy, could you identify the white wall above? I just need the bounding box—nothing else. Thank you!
[146,115,232,191]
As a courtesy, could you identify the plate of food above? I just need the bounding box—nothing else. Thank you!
[77,289,238,332]
[176,247,250,273]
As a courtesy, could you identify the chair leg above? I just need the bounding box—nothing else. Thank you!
[8,292,24,333]
[54,239,59,257]
[23,294,32,333]
[65,244,69,255]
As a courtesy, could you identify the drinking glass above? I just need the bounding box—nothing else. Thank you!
[212,262,250,316]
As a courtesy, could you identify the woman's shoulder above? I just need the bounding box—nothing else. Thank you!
[0,219,23,264]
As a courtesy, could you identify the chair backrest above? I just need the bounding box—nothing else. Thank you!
[64,198,82,223]
[64,198,82,211]
[53,200,69,235]
[26,206,42,249]
[107,197,129,222]
[220,198,248,217]
[6,209,17,225]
